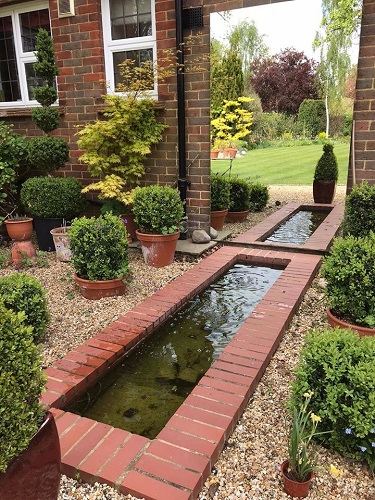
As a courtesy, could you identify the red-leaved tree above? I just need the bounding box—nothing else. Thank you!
[249,48,318,115]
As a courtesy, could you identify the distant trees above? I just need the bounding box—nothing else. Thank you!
[249,49,318,115]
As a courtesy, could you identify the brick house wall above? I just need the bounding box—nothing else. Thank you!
[0,0,374,232]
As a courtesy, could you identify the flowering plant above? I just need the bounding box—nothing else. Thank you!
[287,391,328,482]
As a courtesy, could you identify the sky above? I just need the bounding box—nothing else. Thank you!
[210,0,360,64]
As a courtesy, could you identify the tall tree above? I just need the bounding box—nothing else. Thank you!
[321,0,362,39]
[249,48,318,115]
[228,20,269,79]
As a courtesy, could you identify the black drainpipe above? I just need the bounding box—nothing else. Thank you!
[175,0,190,210]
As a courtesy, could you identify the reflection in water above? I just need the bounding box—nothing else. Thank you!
[69,264,282,438]
[265,210,328,245]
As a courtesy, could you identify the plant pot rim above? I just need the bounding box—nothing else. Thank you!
[281,459,313,483]
[5,217,33,224]
[136,229,180,237]
[74,273,127,284]
[326,307,375,336]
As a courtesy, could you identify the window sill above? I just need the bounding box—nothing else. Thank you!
[0,106,65,118]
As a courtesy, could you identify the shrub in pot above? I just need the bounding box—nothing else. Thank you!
[321,232,375,333]
[248,182,269,212]
[20,176,87,251]
[0,303,61,498]
[343,181,375,237]
[291,327,375,472]
[69,213,130,299]
[100,197,138,242]
[313,143,338,204]
[0,273,49,342]
[210,174,230,230]
[226,177,251,222]
[132,185,184,267]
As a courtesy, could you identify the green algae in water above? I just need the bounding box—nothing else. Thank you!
[69,264,281,439]
[265,210,328,245]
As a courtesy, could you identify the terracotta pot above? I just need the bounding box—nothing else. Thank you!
[136,230,179,268]
[120,213,138,241]
[210,209,228,231]
[50,226,72,262]
[281,460,312,498]
[10,240,37,265]
[0,412,61,500]
[223,147,237,159]
[4,218,33,241]
[226,210,249,223]
[74,274,126,300]
[327,308,375,337]
[210,149,219,160]
[313,180,336,204]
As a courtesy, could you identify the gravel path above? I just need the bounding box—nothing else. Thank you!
[5,185,373,499]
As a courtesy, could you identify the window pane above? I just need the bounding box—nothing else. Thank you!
[20,9,50,52]
[110,0,151,40]
[0,16,20,102]
[25,62,44,100]
[113,48,153,88]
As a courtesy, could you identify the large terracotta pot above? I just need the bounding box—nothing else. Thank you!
[226,210,249,223]
[281,460,312,498]
[50,226,72,262]
[120,213,138,241]
[210,149,219,160]
[74,274,126,300]
[4,218,33,241]
[313,180,336,204]
[10,240,37,265]
[210,209,228,231]
[136,230,179,268]
[327,308,375,337]
[0,412,61,500]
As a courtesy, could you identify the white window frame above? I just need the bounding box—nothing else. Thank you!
[101,0,157,96]
[0,1,51,108]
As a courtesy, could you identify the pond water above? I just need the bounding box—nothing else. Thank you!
[264,210,328,245]
[68,264,282,438]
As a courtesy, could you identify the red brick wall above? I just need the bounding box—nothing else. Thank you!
[0,0,374,231]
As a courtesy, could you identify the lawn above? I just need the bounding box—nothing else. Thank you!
[211,143,350,185]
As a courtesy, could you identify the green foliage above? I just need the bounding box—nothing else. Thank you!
[0,273,50,342]
[100,199,127,216]
[20,176,87,219]
[210,174,230,211]
[248,182,269,211]
[211,98,253,145]
[251,112,301,143]
[69,213,129,281]
[321,233,375,327]
[132,185,184,234]
[343,182,375,237]
[31,107,60,133]
[298,99,326,138]
[314,143,338,181]
[228,177,251,211]
[0,304,46,472]
[27,136,69,173]
[33,86,58,107]
[291,327,375,471]
[33,29,59,85]
[211,50,244,119]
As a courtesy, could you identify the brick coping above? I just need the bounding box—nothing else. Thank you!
[229,203,344,254]
[43,246,322,499]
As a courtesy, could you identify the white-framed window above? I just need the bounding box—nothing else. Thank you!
[101,0,156,95]
[0,1,51,107]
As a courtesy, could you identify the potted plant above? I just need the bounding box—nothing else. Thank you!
[0,300,60,498]
[226,177,251,222]
[313,143,338,204]
[281,391,324,498]
[69,213,130,299]
[100,198,138,242]
[210,174,230,230]
[321,232,375,335]
[20,176,87,251]
[343,181,375,237]
[4,214,36,265]
[248,182,269,212]
[132,185,184,267]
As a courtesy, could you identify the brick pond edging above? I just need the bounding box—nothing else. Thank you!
[42,246,322,500]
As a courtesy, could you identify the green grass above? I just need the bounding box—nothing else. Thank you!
[211,143,350,185]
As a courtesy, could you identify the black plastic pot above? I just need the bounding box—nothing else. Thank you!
[33,218,64,251]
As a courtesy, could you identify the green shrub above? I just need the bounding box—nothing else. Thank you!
[210,174,230,211]
[32,28,59,107]
[133,185,184,234]
[0,273,50,342]
[0,304,46,472]
[20,176,87,219]
[228,177,251,212]
[314,144,338,181]
[70,213,129,281]
[251,112,300,143]
[291,327,375,471]
[27,136,69,173]
[297,99,326,138]
[31,107,60,133]
[321,233,375,327]
[343,182,375,237]
[248,182,269,211]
